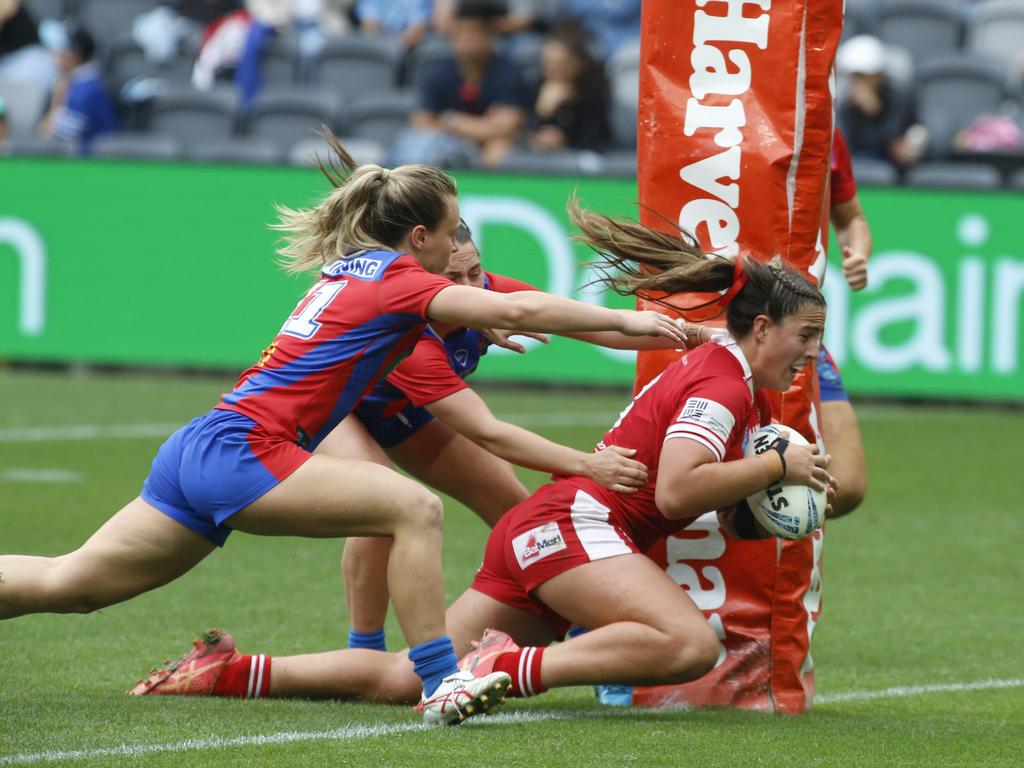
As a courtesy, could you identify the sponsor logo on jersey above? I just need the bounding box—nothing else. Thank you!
[453,349,470,367]
[512,522,566,569]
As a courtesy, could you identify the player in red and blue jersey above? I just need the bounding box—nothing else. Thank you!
[0,136,687,725]
[123,202,834,709]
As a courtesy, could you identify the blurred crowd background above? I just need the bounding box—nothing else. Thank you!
[2,0,1024,189]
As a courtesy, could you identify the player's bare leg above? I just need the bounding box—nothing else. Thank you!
[335,418,528,636]
[230,454,447,648]
[390,420,528,527]
[533,554,720,687]
[268,587,554,701]
[821,400,867,517]
[0,497,214,619]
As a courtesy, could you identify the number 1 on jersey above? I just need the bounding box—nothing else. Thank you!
[282,280,348,339]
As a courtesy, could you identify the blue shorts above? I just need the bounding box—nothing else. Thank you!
[141,409,312,546]
[817,345,848,402]
[354,401,435,449]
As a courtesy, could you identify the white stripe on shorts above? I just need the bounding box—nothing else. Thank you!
[569,490,632,562]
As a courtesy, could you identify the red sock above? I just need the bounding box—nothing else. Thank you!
[212,654,272,698]
[492,647,546,698]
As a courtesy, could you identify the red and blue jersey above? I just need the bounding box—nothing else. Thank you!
[356,272,537,419]
[216,250,454,449]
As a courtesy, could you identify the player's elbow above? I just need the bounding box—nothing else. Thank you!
[655,484,700,520]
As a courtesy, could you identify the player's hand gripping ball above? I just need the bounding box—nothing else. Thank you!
[743,424,826,540]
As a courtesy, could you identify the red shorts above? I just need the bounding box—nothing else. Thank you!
[471,481,639,636]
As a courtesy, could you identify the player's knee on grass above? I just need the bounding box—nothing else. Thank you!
[658,621,720,684]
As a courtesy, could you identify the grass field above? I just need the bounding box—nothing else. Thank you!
[1,368,1021,767]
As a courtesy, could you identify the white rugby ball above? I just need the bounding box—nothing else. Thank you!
[743,424,826,540]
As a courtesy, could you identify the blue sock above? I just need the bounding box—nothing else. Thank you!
[348,628,387,652]
[408,636,459,697]
[566,625,589,639]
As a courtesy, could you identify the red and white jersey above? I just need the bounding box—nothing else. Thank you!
[567,338,772,553]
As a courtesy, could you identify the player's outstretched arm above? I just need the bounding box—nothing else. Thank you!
[426,389,648,493]
[563,322,712,351]
[426,286,687,343]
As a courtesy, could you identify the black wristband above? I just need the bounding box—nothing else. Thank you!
[769,437,789,484]
[732,499,763,540]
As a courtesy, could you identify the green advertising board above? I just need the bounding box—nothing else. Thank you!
[1,158,1022,400]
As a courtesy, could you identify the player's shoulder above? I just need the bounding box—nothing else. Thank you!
[320,250,412,282]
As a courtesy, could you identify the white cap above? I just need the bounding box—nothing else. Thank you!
[837,34,886,76]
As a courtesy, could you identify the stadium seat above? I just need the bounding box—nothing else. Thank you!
[876,0,964,66]
[145,86,239,143]
[288,135,387,168]
[499,148,608,176]
[243,87,342,147]
[77,0,162,54]
[1009,167,1024,190]
[600,150,637,178]
[90,132,183,161]
[606,38,640,147]
[346,91,417,146]
[851,157,900,186]
[1,136,74,157]
[0,78,48,140]
[914,55,1008,158]
[967,0,1024,76]
[24,0,68,22]
[261,34,300,87]
[307,36,400,102]
[186,138,285,165]
[904,161,1002,190]
[104,35,152,92]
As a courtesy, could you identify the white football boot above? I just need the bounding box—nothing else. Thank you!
[420,669,511,726]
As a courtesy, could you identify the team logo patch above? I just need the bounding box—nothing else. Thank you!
[675,397,736,442]
[512,522,566,569]
[454,349,469,367]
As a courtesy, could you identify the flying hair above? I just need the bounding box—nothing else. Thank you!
[273,128,458,274]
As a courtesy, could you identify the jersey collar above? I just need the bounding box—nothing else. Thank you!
[713,333,755,398]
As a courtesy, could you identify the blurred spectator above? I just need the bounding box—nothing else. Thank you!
[235,0,353,105]
[528,30,609,152]
[836,34,925,167]
[434,0,538,38]
[133,1,243,66]
[356,0,431,84]
[393,0,525,168]
[356,0,431,51]
[38,24,118,154]
[0,0,56,88]
[954,113,1023,155]
[560,0,640,61]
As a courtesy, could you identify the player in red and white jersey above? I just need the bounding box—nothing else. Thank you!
[329,222,706,654]
[126,202,835,708]
[0,138,687,725]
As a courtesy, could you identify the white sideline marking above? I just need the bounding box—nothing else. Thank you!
[0,414,619,444]
[814,677,1024,704]
[2,679,1022,766]
[0,424,180,443]
[0,469,83,483]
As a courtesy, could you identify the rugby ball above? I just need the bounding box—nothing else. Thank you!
[743,424,826,540]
